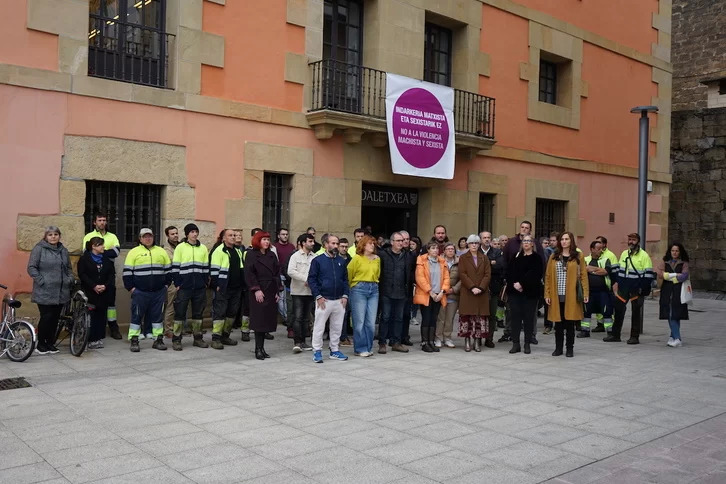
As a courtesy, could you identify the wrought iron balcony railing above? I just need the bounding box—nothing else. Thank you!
[88,15,172,88]
[309,59,495,140]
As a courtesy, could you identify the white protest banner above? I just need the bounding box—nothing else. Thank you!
[385,73,455,179]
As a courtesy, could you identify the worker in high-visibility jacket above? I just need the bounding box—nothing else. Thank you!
[591,235,620,332]
[578,240,614,338]
[123,228,172,352]
[83,212,122,340]
[171,223,209,351]
[209,229,244,350]
[604,232,655,345]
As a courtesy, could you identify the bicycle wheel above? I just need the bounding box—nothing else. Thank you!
[55,301,71,344]
[5,320,36,362]
[70,302,90,357]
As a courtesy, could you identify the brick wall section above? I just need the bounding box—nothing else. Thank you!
[669,107,726,291]
[672,0,726,111]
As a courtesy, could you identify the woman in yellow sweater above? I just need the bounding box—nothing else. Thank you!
[347,235,381,357]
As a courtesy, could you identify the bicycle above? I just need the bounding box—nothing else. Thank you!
[0,283,37,362]
[54,282,91,357]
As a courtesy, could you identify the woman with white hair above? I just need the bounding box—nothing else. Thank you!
[457,234,492,352]
[27,226,75,354]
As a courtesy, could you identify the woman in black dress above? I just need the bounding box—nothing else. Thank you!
[77,237,116,349]
[245,231,282,360]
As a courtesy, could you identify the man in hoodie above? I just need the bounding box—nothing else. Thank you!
[171,223,209,350]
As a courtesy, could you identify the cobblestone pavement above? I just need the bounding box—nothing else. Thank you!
[1,298,725,483]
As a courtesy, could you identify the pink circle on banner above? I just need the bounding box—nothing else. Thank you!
[392,88,450,169]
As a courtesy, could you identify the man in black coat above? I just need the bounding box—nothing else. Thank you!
[377,232,412,354]
[480,231,504,346]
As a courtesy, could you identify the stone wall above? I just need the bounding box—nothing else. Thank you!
[669,107,726,291]
[671,0,726,111]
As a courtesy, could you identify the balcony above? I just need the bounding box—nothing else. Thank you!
[88,15,172,88]
[307,59,496,158]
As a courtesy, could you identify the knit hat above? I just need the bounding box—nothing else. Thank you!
[184,223,200,236]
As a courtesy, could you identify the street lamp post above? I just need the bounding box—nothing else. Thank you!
[630,106,659,244]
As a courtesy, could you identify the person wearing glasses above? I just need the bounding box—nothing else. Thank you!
[377,232,412,354]
[505,236,543,354]
[544,232,589,357]
[457,234,492,352]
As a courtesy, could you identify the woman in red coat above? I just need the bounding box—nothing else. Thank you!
[244,231,282,360]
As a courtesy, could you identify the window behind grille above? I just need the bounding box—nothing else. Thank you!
[85,181,162,248]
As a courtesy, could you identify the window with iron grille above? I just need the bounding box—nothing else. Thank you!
[535,198,566,239]
[262,174,292,235]
[88,0,170,88]
[539,60,557,104]
[322,0,363,112]
[84,181,162,248]
[478,193,495,234]
[424,23,453,87]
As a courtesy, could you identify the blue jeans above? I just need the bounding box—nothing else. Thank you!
[379,295,406,345]
[350,282,379,354]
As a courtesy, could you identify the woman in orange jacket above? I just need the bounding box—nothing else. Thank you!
[414,242,450,353]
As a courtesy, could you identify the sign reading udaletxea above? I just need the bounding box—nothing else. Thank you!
[385,73,455,179]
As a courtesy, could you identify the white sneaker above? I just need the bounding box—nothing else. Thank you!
[434,338,442,348]
[145,333,153,340]
[88,340,101,349]
[667,337,675,347]
[674,339,682,347]
[444,339,455,348]
[99,339,105,348]
[410,318,419,326]
[138,334,146,340]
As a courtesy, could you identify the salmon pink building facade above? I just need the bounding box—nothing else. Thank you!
[0,0,672,318]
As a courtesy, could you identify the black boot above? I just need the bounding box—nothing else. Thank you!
[565,323,575,357]
[509,341,521,354]
[473,338,481,352]
[429,328,440,352]
[464,337,472,352]
[255,348,265,360]
[524,342,531,354]
[553,323,564,356]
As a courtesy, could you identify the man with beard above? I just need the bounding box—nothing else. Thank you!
[604,233,654,345]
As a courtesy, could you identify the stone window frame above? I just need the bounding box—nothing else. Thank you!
[26,0,226,95]
[524,178,585,238]
[519,22,588,130]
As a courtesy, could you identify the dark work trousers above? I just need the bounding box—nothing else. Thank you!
[612,295,644,339]
[174,288,206,321]
[89,304,108,342]
[292,295,314,344]
[37,304,63,346]
[509,291,538,345]
[554,301,576,351]
[379,295,406,345]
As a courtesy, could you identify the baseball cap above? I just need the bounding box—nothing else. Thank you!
[139,228,154,237]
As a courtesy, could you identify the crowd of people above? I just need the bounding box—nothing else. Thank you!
[25,214,692,359]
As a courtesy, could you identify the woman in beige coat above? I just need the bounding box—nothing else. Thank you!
[544,231,589,357]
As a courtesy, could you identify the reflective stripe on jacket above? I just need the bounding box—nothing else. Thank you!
[123,245,171,292]
[172,241,209,290]
[209,244,244,293]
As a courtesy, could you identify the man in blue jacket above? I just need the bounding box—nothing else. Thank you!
[307,234,349,363]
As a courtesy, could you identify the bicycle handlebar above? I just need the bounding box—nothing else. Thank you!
[0,284,7,290]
